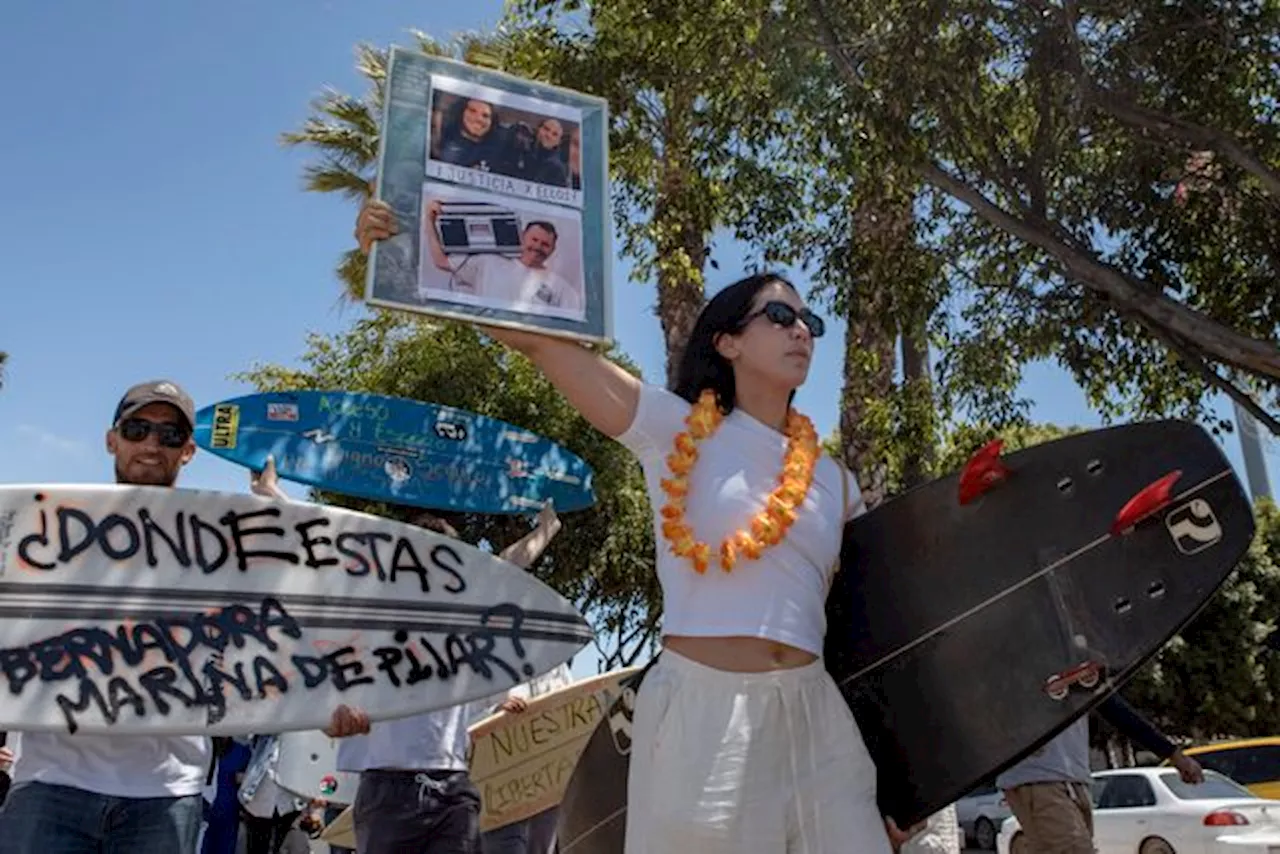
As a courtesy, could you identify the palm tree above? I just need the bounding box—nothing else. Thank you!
[0,351,8,390]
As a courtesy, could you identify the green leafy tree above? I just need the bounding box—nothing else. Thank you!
[800,0,1280,437]
[235,314,662,670]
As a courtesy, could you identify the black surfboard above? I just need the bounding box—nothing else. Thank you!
[556,420,1256,850]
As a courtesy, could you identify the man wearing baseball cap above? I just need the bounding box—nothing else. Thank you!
[0,379,209,854]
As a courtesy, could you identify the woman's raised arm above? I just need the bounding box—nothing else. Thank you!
[479,324,640,439]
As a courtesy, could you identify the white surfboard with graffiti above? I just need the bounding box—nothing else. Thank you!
[0,484,592,736]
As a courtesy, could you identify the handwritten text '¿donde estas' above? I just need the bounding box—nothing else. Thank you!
[14,493,467,592]
[1,598,536,733]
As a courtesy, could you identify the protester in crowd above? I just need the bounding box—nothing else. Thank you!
[997,695,1203,854]
[252,457,564,854]
[0,380,208,854]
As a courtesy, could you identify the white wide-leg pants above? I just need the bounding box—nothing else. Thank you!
[624,649,894,854]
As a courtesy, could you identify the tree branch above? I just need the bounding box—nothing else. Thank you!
[807,0,861,85]
[1054,0,1280,199]
[1027,28,1056,218]
[811,0,1280,395]
[618,623,658,667]
[936,90,1023,200]
[1089,91,1280,199]
[1140,321,1280,438]
[918,160,1280,381]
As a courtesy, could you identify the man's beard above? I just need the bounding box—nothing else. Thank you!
[115,462,178,487]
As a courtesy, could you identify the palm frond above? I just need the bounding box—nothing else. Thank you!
[300,164,372,199]
[353,42,387,85]
[407,30,453,58]
[312,88,379,137]
[337,249,368,303]
[407,28,513,70]
[457,33,512,69]
[281,119,379,169]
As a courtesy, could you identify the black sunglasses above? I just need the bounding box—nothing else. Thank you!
[742,300,826,338]
[117,418,190,449]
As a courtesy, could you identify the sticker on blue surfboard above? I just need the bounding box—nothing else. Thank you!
[192,391,596,514]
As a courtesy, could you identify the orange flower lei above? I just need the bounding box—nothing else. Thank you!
[659,390,820,574]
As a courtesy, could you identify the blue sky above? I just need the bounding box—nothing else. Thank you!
[1,2,1275,670]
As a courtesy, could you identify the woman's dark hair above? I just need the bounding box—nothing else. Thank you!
[442,96,495,142]
[670,272,799,413]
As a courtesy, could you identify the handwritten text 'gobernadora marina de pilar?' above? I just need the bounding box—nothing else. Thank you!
[0,492,551,733]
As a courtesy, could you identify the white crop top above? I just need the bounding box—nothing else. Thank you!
[617,383,866,655]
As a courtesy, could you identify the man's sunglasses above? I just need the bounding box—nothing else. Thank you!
[742,301,826,338]
[116,418,190,449]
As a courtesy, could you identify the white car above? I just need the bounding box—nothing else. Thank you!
[955,782,1013,849]
[996,767,1280,853]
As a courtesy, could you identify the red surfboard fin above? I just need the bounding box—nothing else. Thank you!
[958,439,1009,505]
[1110,470,1183,535]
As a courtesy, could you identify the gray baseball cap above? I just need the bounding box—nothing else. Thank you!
[112,380,195,430]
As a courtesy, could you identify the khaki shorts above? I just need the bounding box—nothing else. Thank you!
[1003,781,1094,854]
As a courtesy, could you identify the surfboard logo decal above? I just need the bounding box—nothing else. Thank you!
[384,457,413,483]
[267,403,299,422]
[506,496,547,510]
[434,420,468,441]
[211,405,240,449]
[1165,498,1223,555]
[301,428,337,445]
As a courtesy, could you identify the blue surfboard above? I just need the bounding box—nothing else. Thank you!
[192,391,596,514]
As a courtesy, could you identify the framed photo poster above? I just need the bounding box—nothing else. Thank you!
[367,46,613,344]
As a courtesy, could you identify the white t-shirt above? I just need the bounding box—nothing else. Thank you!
[617,383,866,656]
[448,254,584,320]
[12,730,209,798]
[504,661,574,703]
[335,698,496,774]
